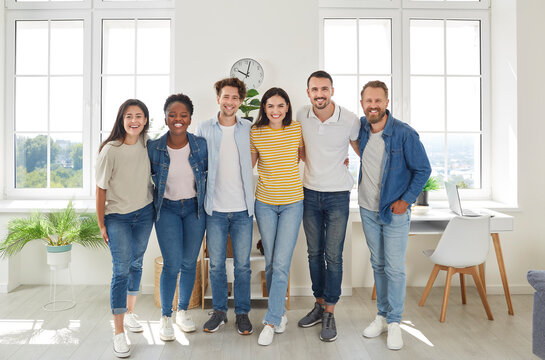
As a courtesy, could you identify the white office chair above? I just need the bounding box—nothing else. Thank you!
[418,215,494,322]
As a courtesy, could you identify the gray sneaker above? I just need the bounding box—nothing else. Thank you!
[320,312,337,342]
[298,302,324,328]
[235,313,253,335]
[203,310,227,333]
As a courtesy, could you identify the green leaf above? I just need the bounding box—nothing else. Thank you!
[249,99,261,107]
[246,89,259,98]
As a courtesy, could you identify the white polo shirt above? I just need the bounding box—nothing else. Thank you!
[297,103,360,192]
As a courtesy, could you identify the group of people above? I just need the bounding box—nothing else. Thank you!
[95,70,431,358]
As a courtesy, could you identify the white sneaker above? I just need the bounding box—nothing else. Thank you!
[275,315,288,334]
[258,325,275,346]
[124,312,143,333]
[387,322,403,350]
[176,310,196,332]
[363,315,388,338]
[159,316,176,341]
[113,333,130,358]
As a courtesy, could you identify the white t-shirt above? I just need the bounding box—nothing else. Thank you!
[213,124,247,212]
[164,143,196,200]
[95,138,153,215]
[359,130,385,211]
[297,103,360,192]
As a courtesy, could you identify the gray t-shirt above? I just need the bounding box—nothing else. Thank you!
[358,130,385,211]
[95,137,153,215]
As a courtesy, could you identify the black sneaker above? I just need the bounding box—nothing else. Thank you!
[236,313,253,335]
[203,310,227,333]
[298,302,324,328]
[320,312,337,342]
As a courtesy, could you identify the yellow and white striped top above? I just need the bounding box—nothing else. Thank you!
[250,121,304,205]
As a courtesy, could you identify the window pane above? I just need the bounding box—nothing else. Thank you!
[410,20,444,75]
[103,20,135,75]
[420,133,445,186]
[51,21,84,75]
[102,76,135,132]
[16,21,48,75]
[136,75,169,133]
[324,19,357,74]
[15,134,48,188]
[410,76,445,131]
[331,75,358,116]
[446,77,480,131]
[50,134,83,188]
[447,133,480,189]
[358,19,391,75]
[16,77,48,132]
[50,77,83,132]
[136,20,170,74]
[446,20,480,75]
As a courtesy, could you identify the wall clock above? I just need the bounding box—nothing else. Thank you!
[230,58,264,89]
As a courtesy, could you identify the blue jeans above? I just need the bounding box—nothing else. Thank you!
[255,199,303,326]
[105,202,154,315]
[155,198,205,317]
[360,207,410,323]
[302,188,350,305]
[206,210,253,314]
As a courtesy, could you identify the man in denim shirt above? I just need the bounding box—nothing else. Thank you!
[195,78,254,335]
[357,81,430,350]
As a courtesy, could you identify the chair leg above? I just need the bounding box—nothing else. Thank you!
[419,264,441,306]
[460,273,466,304]
[478,263,486,296]
[469,266,494,321]
[440,267,455,322]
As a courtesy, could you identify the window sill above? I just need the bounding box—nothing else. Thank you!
[0,199,96,213]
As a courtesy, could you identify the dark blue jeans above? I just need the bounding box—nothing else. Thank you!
[302,188,350,305]
[155,198,205,317]
[105,202,154,315]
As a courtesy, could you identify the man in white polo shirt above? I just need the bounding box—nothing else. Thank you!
[296,70,360,342]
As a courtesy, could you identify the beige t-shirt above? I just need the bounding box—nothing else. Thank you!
[95,138,153,215]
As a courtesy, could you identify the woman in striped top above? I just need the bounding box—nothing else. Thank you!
[250,87,304,346]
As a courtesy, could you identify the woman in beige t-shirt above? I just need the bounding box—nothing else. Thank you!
[95,99,154,358]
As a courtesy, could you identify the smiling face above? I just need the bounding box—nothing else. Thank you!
[265,95,289,128]
[123,105,148,140]
[307,76,334,111]
[217,86,243,118]
[165,101,191,136]
[361,86,389,125]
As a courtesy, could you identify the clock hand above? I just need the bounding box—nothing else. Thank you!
[246,61,251,75]
[237,69,249,77]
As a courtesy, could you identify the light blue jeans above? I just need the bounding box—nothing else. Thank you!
[105,202,154,315]
[206,210,253,314]
[360,207,410,323]
[155,198,205,317]
[255,199,303,326]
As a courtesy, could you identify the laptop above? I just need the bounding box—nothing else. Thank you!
[444,182,481,217]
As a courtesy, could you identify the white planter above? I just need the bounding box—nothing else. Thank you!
[46,244,72,270]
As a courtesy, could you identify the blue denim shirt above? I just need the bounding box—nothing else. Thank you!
[195,114,254,217]
[147,132,208,220]
[358,110,431,224]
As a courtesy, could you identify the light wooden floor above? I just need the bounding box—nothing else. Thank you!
[0,285,537,360]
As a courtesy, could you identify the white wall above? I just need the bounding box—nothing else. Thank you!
[2,0,544,297]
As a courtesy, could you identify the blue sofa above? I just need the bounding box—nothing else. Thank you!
[528,270,545,359]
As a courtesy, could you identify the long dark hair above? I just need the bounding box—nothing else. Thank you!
[99,99,149,153]
[253,87,292,128]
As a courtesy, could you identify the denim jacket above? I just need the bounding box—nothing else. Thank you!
[358,110,431,224]
[147,132,208,220]
[195,114,254,217]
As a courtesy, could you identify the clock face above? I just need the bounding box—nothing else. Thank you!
[230,58,264,90]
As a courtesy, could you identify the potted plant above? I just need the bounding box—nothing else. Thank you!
[239,88,261,121]
[416,176,440,206]
[0,201,105,269]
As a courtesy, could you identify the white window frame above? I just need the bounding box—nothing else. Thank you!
[320,1,491,200]
[4,2,174,200]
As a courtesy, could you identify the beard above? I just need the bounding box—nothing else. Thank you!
[365,108,387,124]
[312,97,331,110]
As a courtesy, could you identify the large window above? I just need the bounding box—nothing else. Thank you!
[5,1,173,198]
[321,1,489,196]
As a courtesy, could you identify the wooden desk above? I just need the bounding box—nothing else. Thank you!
[371,208,515,315]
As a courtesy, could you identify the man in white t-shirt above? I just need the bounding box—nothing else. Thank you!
[195,78,254,336]
[296,70,360,342]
